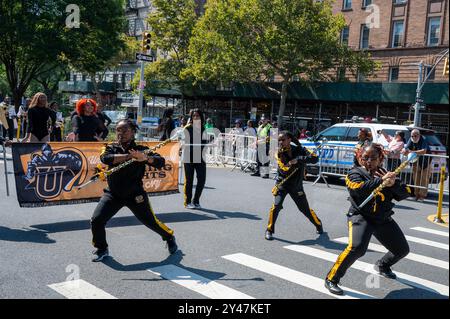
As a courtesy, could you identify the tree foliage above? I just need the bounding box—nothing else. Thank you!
[0,0,125,108]
[185,0,378,126]
[138,0,199,93]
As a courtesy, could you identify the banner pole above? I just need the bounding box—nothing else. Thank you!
[2,142,10,196]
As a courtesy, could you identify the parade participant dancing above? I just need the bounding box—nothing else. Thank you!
[325,143,412,295]
[90,119,177,262]
[265,131,323,241]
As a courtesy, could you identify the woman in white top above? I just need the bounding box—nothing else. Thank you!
[381,130,405,171]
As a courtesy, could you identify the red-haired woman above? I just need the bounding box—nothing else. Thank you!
[71,98,104,142]
[24,92,56,142]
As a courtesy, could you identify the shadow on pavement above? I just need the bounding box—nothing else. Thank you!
[274,232,348,251]
[384,286,447,299]
[103,250,265,284]
[0,226,56,244]
[30,212,217,234]
[197,208,262,220]
[30,209,261,234]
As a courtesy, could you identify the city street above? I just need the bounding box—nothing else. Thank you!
[0,151,448,299]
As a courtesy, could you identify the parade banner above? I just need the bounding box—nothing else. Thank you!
[11,142,180,207]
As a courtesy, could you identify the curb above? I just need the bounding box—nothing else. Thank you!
[427,213,449,228]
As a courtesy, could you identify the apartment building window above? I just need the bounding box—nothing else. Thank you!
[391,20,404,47]
[121,73,126,89]
[341,26,349,45]
[343,0,352,10]
[393,0,407,4]
[362,0,372,7]
[73,74,77,82]
[337,68,346,81]
[113,74,118,84]
[82,74,86,81]
[426,66,435,80]
[360,25,370,49]
[427,17,441,46]
[357,71,366,82]
[389,67,399,81]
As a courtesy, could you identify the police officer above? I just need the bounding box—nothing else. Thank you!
[325,143,411,295]
[91,119,177,262]
[265,131,323,240]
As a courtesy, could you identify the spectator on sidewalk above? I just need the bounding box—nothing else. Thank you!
[96,104,112,140]
[353,128,372,166]
[72,98,104,142]
[158,108,176,141]
[49,101,64,142]
[24,93,55,142]
[1,97,15,141]
[17,98,31,139]
[380,130,405,171]
[402,129,431,201]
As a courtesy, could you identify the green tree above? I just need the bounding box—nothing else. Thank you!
[136,0,199,96]
[0,0,125,109]
[185,0,378,127]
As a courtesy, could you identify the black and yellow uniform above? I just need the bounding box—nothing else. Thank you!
[326,166,412,284]
[91,141,174,250]
[267,143,322,234]
[182,124,207,207]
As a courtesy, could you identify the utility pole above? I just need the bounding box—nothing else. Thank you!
[136,31,152,141]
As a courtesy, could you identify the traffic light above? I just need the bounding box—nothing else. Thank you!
[142,32,151,52]
[443,57,449,76]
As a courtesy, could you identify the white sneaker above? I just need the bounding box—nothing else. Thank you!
[186,203,196,209]
[194,204,202,209]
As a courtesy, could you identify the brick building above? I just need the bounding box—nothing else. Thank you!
[334,0,449,83]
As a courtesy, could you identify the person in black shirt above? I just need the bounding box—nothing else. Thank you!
[159,108,176,141]
[265,131,323,240]
[24,93,56,142]
[90,119,178,262]
[324,143,412,295]
[96,104,112,140]
[182,109,208,209]
[72,98,104,142]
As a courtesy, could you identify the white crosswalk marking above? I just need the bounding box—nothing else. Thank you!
[334,237,449,270]
[48,279,117,299]
[284,245,449,297]
[222,253,374,299]
[404,235,448,250]
[411,227,449,238]
[148,264,254,299]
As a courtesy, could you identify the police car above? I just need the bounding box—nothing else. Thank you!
[300,123,447,177]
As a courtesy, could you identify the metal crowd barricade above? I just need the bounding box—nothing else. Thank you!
[211,133,258,170]
[312,143,355,186]
[310,143,449,195]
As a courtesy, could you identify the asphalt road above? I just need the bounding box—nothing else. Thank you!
[0,151,448,299]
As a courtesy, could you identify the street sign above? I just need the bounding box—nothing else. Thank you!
[135,53,154,62]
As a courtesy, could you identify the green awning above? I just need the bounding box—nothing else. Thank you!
[146,81,449,105]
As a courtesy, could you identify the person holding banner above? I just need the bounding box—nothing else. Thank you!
[325,143,412,295]
[72,98,104,142]
[90,119,178,262]
[23,93,56,142]
[265,131,323,241]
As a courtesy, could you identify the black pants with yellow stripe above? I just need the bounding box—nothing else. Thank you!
[91,190,174,250]
[326,214,409,284]
[267,186,322,233]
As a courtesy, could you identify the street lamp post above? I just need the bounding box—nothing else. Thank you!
[137,59,145,141]
[413,61,424,127]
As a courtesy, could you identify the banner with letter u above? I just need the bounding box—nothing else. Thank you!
[11,142,180,207]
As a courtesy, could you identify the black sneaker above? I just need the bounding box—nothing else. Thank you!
[324,279,343,295]
[374,264,397,279]
[250,172,261,177]
[265,230,274,240]
[316,224,323,234]
[166,236,178,254]
[262,175,269,179]
[92,248,109,262]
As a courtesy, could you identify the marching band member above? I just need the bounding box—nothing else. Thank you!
[265,131,323,241]
[90,119,177,262]
[325,143,412,295]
